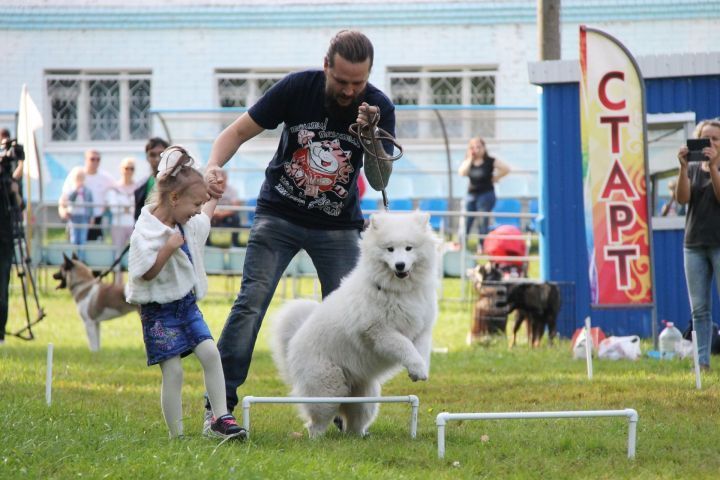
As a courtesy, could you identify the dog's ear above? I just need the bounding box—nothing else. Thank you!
[62,254,75,270]
[72,252,79,260]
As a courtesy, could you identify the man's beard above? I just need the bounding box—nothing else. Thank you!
[324,88,364,124]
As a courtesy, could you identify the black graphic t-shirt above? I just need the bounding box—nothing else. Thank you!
[248,70,395,230]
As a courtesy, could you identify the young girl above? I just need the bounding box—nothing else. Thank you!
[58,166,93,262]
[126,145,244,440]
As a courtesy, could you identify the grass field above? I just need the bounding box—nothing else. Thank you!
[1,274,719,479]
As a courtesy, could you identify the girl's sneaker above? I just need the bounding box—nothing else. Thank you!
[209,414,246,440]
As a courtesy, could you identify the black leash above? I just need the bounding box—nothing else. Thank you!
[349,112,403,211]
[96,243,130,280]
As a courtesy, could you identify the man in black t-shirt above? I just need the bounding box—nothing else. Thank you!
[202,30,395,422]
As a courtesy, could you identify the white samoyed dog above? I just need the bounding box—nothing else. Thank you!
[271,211,440,438]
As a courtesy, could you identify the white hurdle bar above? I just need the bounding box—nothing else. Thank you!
[241,395,420,439]
[435,409,639,459]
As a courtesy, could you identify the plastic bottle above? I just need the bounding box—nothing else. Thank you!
[658,321,683,359]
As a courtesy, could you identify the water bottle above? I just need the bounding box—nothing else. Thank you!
[658,321,683,359]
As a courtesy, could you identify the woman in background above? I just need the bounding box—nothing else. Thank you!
[459,136,510,236]
[675,119,720,371]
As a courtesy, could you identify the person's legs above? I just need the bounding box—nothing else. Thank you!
[684,246,713,367]
[0,241,12,341]
[87,215,104,242]
[194,339,229,418]
[224,213,242,247]
[476,190,497,235]
[159,356,184,438]
[214,214,302,411]
[304,228,361,298]
[465,195,478,235]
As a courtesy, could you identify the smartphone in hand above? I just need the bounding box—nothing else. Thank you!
[687,138,711,162]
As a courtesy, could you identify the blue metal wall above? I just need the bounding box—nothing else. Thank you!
[539,75,720,338]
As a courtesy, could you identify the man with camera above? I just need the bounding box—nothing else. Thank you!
[0,128,25,344]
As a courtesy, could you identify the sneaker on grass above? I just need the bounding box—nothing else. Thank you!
[209,414,246,440]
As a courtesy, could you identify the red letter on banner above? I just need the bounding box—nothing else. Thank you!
[598,71,626,110]
[606,203,635,243]
[600,116,629,154]
[599,159,638,201]
[604,245,640,290]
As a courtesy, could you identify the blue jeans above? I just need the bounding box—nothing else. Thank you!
[683,246,720,367]
[68,221,88,262]
[214,213,361,410]
[466,190,496,235]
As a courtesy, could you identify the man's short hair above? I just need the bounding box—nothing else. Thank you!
[0,128,10,138]
[326,30,374,69]
[145,137,170,153]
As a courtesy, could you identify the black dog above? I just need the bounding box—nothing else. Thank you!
[505,281,561,348]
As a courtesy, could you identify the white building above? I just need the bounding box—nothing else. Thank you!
[1,0,719,203]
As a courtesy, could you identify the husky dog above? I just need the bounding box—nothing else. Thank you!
[53,253,137,351]
[271,211,440,438]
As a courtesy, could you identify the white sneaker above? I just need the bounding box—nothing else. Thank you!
[202,409,213,436]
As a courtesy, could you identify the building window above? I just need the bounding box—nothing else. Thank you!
[388,68,496,139]
[216,70,288,108]
[46,71,151,142]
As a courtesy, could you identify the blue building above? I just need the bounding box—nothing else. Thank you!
[529,52,720,338]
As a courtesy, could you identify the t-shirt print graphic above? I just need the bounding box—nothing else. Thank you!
[285,128,354,201]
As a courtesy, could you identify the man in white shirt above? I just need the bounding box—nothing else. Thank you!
[62,149,115,241]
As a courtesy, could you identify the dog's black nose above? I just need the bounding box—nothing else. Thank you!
[395,262,405,272]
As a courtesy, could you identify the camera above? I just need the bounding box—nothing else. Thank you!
[687,138,711,162]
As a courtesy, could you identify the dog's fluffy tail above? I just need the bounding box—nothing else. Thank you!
[270,299,319,384]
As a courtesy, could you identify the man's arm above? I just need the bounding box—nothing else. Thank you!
[357,102,394,191]
[206,112,265,198]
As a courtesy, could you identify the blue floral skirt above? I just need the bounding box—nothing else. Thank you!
[139,292,213,366]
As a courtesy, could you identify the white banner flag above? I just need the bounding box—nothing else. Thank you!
[17,84,44,180]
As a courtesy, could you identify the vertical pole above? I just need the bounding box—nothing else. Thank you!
[691,330,701,390]
[242,397,252,438]
[627,415,637,459]
[410,395,419,439]
[537,0,562,61]
[585,316,593,379]
[45,343,53,406]
[437,423,446,459]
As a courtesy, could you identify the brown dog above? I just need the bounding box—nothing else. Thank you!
[467,263,508,344]
[53,253,137,351]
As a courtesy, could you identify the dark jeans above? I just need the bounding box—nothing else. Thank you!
[87,215,104,242]
[0,239,12,341]
[209,213,361,411]
[466,190,496,235]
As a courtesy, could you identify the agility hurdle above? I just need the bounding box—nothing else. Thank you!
[241,395,419,439]
[435,408,638,459]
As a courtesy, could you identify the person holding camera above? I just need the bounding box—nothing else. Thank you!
[675,118,720,371]
[0,128,25,344]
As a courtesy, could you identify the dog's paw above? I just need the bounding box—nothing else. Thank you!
[407,363,428,382]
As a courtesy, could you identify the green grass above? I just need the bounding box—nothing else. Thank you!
[1,275,719,479]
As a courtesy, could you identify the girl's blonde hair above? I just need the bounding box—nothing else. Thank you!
[693,119,720,138]
[149,145,204,205]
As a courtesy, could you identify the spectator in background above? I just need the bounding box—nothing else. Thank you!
[675,118,720,371]
[134,137,170,221]
[58,166,93,261]
[62,149,114,241]
[660,179,686,217]
[107,157,137,255]
[459,136,510,236]
[207,183,242,248]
